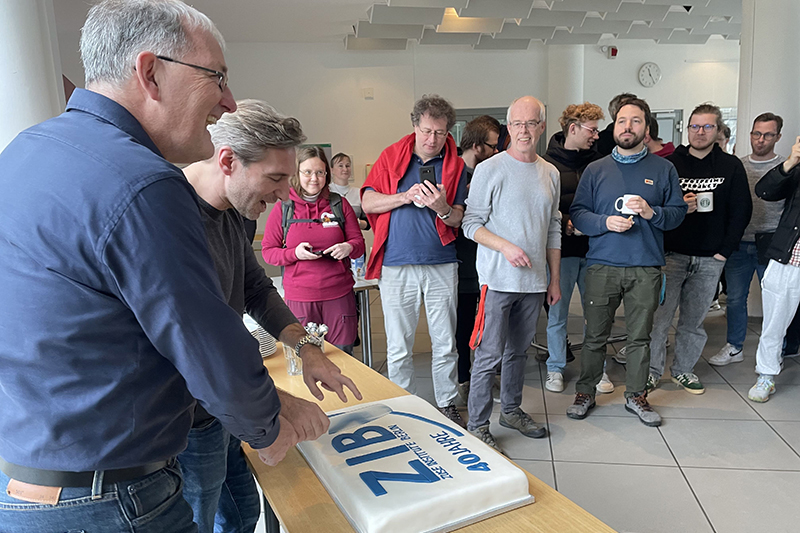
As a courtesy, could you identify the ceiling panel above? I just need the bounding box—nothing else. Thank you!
[546,29,603,44]
[387,0,468,8]
[493,24,556,40]
[344,35,409,50]
[459,0,535,19]
[665,29,710,44]
[520,7,586,26]
[437,8,504,33]
[691,21,741,35]
[419,28,481,45]
[650,12,711,29]
[642,0,710,6]
[356,20,424,39]
[474,35,532,49]
[690,0,741,18]
[604,3,670,21]
[368,5,445,25]
[617,25,673,40]
[548,0,623,12]
[573,18,632,34]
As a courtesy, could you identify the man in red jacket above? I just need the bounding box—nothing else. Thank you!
[361,95,469,427]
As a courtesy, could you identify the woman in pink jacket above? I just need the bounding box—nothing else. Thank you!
[262,147,365,354]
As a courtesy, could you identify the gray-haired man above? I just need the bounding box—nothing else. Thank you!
[0,2,358,531]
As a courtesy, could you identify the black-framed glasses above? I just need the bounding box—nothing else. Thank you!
[750,131,779,141]
[483,141,498,150]
[688,124,717,133]
[156,55,227,92]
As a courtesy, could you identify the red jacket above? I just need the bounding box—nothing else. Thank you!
[261,188,365,302]
[360,134,464,279]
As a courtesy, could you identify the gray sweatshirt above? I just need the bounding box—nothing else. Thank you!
[741,154,786,241]
[462,152,561,293]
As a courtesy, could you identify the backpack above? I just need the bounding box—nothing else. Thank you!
[281,192,346,246]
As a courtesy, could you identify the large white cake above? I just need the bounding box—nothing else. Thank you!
[297,395,533,533]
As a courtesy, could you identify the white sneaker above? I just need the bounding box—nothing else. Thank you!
[708,343,744,366]
[596,372,615,394]
[748,374,776,403]
[545,371,564,393]
[612,346,627,365]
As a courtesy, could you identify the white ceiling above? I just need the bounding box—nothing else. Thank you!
[53,0,743,51]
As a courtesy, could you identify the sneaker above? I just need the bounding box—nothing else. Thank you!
[438,404,467,429]
[708,300,722,313]
[596,373,615,394]
[566,342,576,363]
[612,346,627,365]
[748,375,776,403]
[566,392,596,420]
[671,372,705,394]
[645,373,659,393]
[625,394,661,427]
[708,343,743,366]
[469,424,504,454]
[499,407,547,438]
[545,371,564,393]
[456,381,470,407]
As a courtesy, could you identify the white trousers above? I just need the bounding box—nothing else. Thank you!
[756,260,800,376]
[379,263,459,407]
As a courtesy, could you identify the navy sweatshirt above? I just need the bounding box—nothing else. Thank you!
[570,152,687,267]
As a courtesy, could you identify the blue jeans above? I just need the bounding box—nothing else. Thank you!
[178,418,261,533]
[546,256,587,373]
[0,461,197,532]
[724,242,766,349]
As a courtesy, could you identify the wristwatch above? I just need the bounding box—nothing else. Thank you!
[295,333,324,355]
[437,206,453,220]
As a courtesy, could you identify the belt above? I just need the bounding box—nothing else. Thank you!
[0,457,170,488]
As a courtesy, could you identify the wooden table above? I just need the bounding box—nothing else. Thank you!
[244,346,616,533]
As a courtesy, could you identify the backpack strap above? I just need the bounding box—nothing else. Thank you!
[281,193,347,248]
[281,200,295,247]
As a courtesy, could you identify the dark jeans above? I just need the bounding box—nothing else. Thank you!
[456,291,480,384]
[578,265,662,398]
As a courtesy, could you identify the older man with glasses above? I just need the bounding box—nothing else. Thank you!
[361,95,469,427]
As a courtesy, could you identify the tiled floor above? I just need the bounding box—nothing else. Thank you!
[257,292,800,533]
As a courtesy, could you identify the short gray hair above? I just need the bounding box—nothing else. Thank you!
[506,96,546,124]
[209,100,307,165]
[80,0,225,86]
[410,94,456,132]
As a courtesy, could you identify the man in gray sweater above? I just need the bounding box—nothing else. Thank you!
[462,96,562,452]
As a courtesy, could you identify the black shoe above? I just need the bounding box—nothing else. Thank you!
[566,342,575,363]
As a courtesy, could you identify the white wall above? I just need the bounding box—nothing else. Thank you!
[583,38,741,145]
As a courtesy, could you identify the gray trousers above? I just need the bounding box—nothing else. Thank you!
[467,290,544,431]
[650,253,726,379]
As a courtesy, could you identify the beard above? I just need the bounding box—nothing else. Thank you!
[614,129,645,150]
[690,136,717,152]
[752,143,773,157]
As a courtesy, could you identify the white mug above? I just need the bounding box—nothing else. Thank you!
[696,191,714,213]
[615,194,639,215]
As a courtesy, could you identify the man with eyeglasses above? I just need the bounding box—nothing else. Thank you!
[710,113,789,367]
[0,2,358,530]
[361,95,469,428]
[569,98,686,427]
[461,96,561,451]
[455,115,501,404]
[646,103,751,396]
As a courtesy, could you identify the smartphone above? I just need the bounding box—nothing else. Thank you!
[311,250,324,256]
[419,166,437,188]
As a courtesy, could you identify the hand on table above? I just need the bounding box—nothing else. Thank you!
[277,390,329,441]
[298,345,363,402]
[254,414,299,466]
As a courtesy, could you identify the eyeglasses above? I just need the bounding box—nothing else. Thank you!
[580,124,601,136]
[509,120,541,131]
[300,169,327,178]
[750,131,779,141]
[156,55,228,92]
[688,124,717,133]
[417,127,448,139]
[483,141,498,150]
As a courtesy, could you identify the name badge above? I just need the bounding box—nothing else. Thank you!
[644,179,654,185]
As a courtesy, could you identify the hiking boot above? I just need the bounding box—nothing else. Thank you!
[748,375,776,403]
[645,373,659,393]
[671,372,705,395]
[708,343,743,366]
[612,346,627,365]
[438,404,467,429]
[596,372,615,394]
[566,392,595,420]
[545,371,564,393]
[499,407,547,438]
[625,394,661,427]
[456,381,470,407]
[469,424,504,454]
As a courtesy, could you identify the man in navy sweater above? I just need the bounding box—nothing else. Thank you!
[568,98,687,426]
